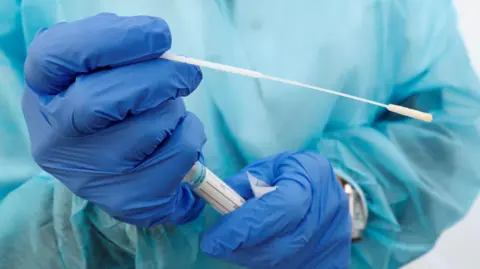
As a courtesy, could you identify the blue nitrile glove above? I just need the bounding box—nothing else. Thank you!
[201,151,352,269]
[21,13,206,227]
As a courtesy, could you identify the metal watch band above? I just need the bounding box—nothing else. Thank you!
[344,183,367,241]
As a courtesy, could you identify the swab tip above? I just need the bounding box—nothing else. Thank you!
[387,104,433,122]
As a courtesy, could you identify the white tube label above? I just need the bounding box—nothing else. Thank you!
[195,168,246,215]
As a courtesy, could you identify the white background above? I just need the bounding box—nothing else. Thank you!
[404,0,480,268]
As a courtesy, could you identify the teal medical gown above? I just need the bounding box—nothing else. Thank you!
[1,0,480,268]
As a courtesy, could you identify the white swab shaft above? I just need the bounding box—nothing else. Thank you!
[161,53,264,79]
[160,53,433,122]
[262,75,387,108]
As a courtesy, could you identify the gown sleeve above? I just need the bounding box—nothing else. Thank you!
[316,1,480,268]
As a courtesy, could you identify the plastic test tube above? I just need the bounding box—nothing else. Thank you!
[182,161,246,215]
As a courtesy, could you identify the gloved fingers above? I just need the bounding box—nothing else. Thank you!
[111,184,206,227]
[24,13,172,95]
[221,173,254,200]
[201,166,313,252]
[280,151,335,187]
[224,154,284,200]
[221,152,294,203]
[240,152,285,182]
[218,153,300,206]
[132,111,206,179]
[209,213,351,269]
[201,228,311,269]
[74,112,206,227]
[120,112,207,226]
[201,152,347,267]
[39,98,186,174]
[43,58,201,136]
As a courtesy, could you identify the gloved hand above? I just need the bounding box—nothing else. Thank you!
[21,13,206,227]
[201,151,352,269]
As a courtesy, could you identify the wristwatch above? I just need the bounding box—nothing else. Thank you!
[337,177,368,242]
